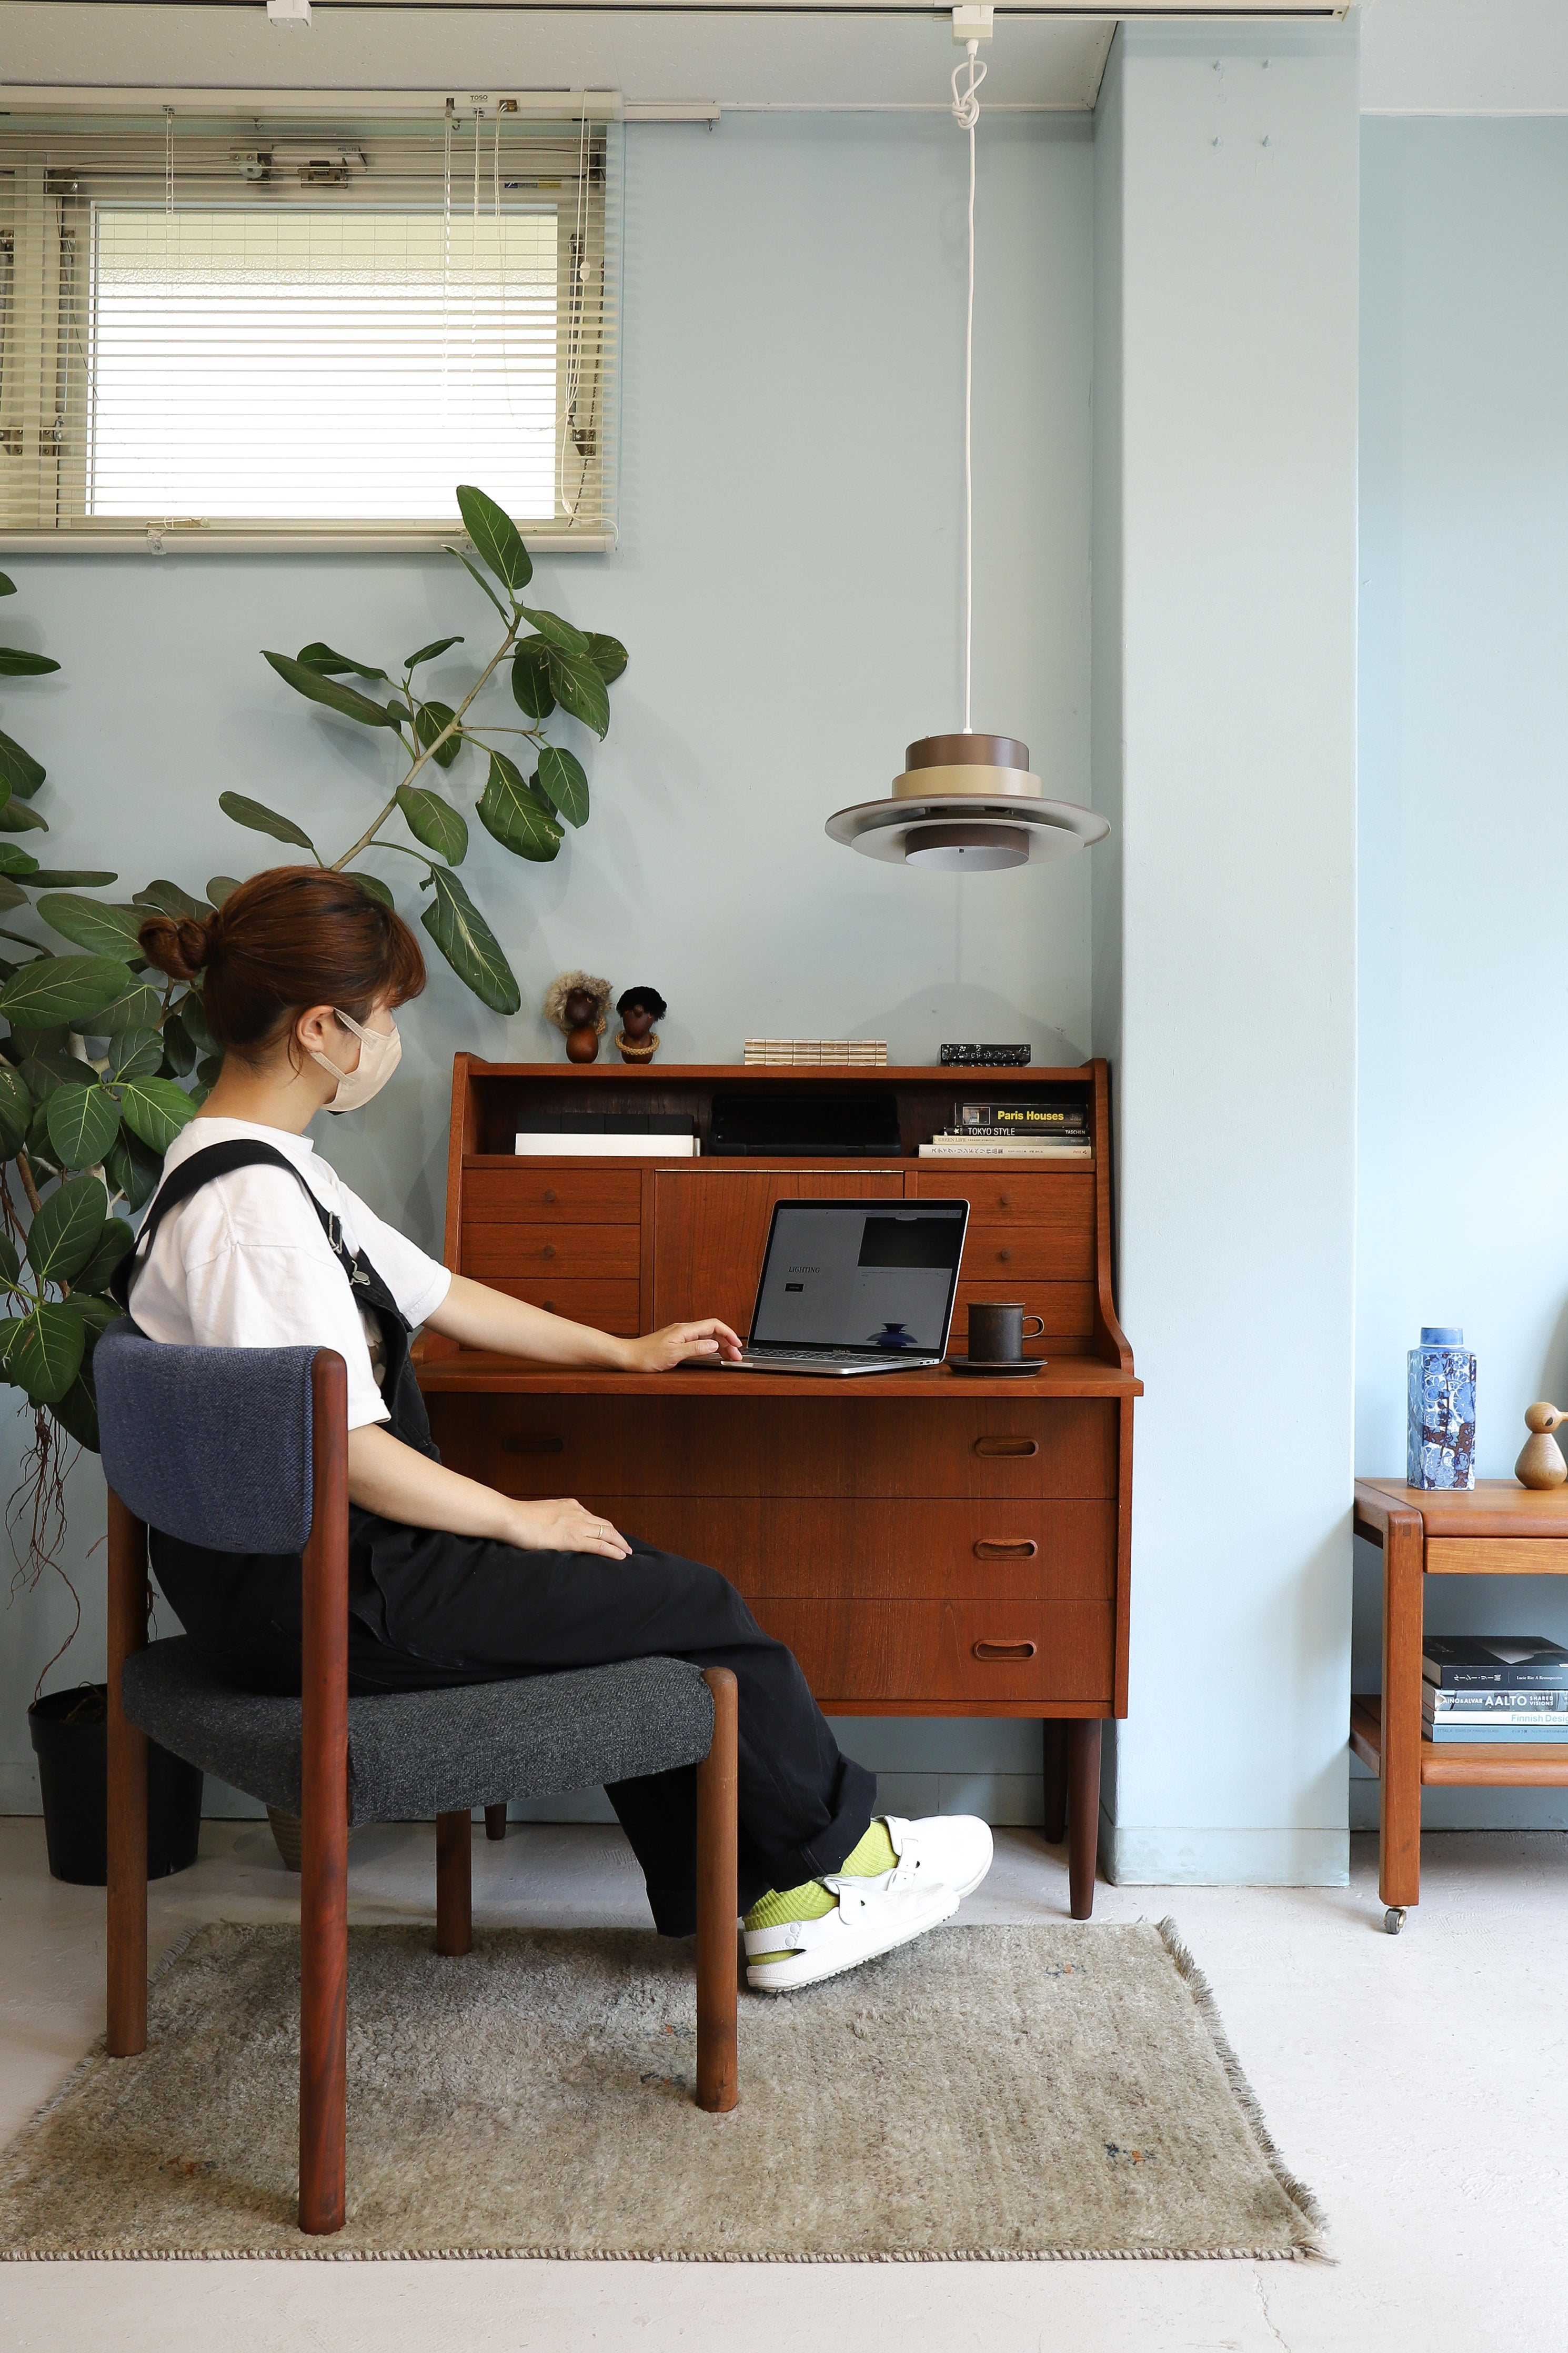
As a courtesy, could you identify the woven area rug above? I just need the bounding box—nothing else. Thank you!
[0,1919,1322,2262]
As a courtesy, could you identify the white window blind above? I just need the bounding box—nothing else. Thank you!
[0,100,620,549]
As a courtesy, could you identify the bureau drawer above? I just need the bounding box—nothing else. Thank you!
[463,1166,642,1224]
[913,1170,1095,1272]
[601,1498,1115,1601]
[961,1233,1095,1289]
[753,1598,1114,1705]
[460,1224,640,1280]
[480,1278,642,1335]
[952,1282,1094,1350]
[426,1395,1119,1500]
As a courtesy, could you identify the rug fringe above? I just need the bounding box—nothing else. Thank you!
[0,2242,1325,2264]
[1155,1915,1329,2260]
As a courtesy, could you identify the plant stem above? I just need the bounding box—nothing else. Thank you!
[14,1152,42,1217]
[329,616,521,873]
[364,839,438,872]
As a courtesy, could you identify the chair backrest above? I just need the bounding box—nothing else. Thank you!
[95,1320,324,1553]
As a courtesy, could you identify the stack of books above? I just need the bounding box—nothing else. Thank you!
[919,1099,1092,1160]
[742,1040,888,1067]
[1423,1636,1568,1742]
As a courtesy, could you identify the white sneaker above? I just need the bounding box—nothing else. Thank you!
[744,1814,994,1994]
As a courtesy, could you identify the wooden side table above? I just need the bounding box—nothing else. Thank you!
[1352,1478,1568,1932]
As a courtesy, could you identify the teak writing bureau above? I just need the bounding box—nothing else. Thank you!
[417,1059,1140,1916]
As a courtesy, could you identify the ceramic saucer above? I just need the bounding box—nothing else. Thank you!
[945,1357,1045,1376]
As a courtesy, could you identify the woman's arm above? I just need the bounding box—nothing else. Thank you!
[347,1423,631,1558]
[425,1271,742,1371]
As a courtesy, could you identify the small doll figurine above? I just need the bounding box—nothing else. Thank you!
[615,984,667,1067]
[544,969,612,1064]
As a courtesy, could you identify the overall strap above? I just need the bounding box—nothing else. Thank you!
[110,1140,364,1310]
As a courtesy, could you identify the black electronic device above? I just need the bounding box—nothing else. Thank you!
[939,1043,1032,1068]
[709,1091,901,1158]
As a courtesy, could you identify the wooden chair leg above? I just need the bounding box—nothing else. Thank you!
[695,1666,739,2115]
[299,1353,349,2237]
[436,1812,473,1956]
[1041,1719,1068,1847]
[484,1803,508,1842]
[1066,1719,1102,1922]
[106,1492,149,2059]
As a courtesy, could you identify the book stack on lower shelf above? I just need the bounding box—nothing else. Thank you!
[1423,1636,1568,1743]
[920,1099,1092,1160]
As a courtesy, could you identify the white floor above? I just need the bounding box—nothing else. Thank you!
[1,1817,1563,2349]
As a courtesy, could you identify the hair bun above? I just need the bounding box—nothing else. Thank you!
[137,909,212,984]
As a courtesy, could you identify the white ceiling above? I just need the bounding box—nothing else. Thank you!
[2,3,1565,117]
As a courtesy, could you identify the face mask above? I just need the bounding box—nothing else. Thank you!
[310,1008,401,1114]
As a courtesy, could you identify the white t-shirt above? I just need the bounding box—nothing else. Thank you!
[129,1117,452,1432]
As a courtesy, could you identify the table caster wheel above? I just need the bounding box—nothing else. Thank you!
[1384,1906,1406,1935]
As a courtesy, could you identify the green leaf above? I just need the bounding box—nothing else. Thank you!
[45,1083,119,1171]
[545,646,611,740]
[26,870,117,889]
[419,868,521,1014]
[26,1173,107,1284]
[218,791,318,856]
[11,1304,85,1404]
[96,982,162,1036]
[444,545,509,621]
[0,1064,30,1158]
[0,879,27,913]
[413,700,463,771]
[117,1074,196,1155]
[109,1026,162,1081]
[72,1217,134,1296]
[536,744,590,829]
[263,650,398,730]
[73,1291,122,1341]
[510,639,555,721]
[296,640,386,680]
[133,879,208,921]
[35,896,142,957]
[406,636,464,669]
[19,1043,95,1102]
[346,871,395,911]
[478,752,563,863]
[196,1055,222,1088]
[585,631,629,687]
[455,485,532,596]
[0,801,49,834]
[177,990,213,1055]
[0,648,59,678]
[105,1128,160,1212]
[0,727,45,799]
[50,1369,99,1451]
[160,1010,196,1076]
[519,606,589,657]
[0,1232,18,1286]
[206,875,242,907]
[0,956,132,1028]
[0,847,38,878]
[396,782,468,867]
[24,1101,59,1175]
[0,575,12,597]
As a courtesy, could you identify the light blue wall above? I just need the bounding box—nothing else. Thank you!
[1094,24,1361,1886]
[0,112,1095,1816]
[1355,116,1568,1829]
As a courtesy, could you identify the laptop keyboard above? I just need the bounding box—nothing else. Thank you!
[746,1346,938,1364]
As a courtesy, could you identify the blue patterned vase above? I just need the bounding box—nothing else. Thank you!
[1407,1326,1476,1490]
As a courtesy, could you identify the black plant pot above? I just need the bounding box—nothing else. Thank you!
[27,1684,204,1885]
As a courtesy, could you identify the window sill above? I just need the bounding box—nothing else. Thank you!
[0,528,616,556]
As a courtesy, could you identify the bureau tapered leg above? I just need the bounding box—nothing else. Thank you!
[1041,1721,1068,1846]
[485,1804,508,1842]
[1066,1721,1101,1920]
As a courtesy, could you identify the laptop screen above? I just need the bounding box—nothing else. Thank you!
[749,1200,968,1354]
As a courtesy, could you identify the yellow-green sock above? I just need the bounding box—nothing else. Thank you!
[744,1821,899,1964]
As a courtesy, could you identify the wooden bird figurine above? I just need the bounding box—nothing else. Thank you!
[1515,1402,1568,1490]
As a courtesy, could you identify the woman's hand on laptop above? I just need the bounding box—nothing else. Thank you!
[621,1318,744,1372]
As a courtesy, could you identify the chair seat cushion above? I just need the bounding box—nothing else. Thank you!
[119,1638,715,1825]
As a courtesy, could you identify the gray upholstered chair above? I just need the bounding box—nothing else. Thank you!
[95,1324,739,2236]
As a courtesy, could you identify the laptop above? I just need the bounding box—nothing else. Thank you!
[721,1198,969,1376]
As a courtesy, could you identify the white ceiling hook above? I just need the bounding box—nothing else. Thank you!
[952,5,993,44]
[266,0,313,25]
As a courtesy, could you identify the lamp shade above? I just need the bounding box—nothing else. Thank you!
[826,733,1109,868]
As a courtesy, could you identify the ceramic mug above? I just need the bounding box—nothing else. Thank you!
[967,1302,1046,1363]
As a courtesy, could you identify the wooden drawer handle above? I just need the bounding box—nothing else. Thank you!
[542,1187,557,1204]
[974,1538,1038,1560]
[504,1433,565,1456]
[996,1248,1012,1263]
[973,1435,1038,1458]
[540,1243,556,1260]
[973,1639,1038,1662]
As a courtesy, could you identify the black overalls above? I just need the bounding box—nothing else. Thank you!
[120,1142,876,1932]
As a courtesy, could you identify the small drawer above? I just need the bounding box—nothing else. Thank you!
[460,1224,640,1281]
[752,1597,1114,1705]
[914,1168,1096,1264]
[464,1166,642,1224]
[481,1277,642,1336]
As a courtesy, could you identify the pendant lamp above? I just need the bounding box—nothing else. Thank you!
[827,12,1109,874]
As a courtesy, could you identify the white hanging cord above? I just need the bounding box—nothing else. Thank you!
[557,102,591,522]
[951,39,985,735]
[441,102,453,447]
[163,105,175,217]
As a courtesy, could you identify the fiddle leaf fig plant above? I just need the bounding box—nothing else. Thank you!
[238,485,627,1015]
